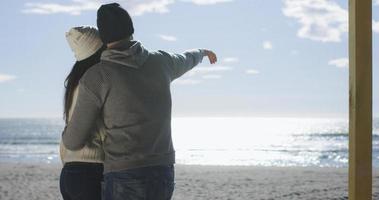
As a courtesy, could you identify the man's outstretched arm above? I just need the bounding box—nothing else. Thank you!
[161,49,217,80]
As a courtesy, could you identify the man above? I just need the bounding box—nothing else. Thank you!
[62,3,217,200]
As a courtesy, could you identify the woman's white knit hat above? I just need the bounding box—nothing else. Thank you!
[65,26,103,61]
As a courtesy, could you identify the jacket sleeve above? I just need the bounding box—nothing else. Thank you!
[62,67,108,150]
[160,49,206,81]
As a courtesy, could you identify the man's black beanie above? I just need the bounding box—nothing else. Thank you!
[97,3,134,44]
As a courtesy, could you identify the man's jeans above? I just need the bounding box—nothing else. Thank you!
[103,165,175,200]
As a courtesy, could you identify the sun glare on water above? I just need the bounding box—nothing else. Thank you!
[172,117,348,167]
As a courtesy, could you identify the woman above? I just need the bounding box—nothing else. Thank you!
[60,26,105,200]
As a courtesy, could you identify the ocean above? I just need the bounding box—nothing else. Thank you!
[0,117,377,167]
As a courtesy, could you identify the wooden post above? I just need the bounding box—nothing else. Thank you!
[349,0,372,199]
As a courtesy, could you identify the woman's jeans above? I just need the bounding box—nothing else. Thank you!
[103,165,175,200]
[60,162,103,200]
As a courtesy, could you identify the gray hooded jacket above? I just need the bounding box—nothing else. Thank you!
[62,40,206,173]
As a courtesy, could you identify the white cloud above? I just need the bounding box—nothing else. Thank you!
[22,0,100,15]
[283,0,348,42]
[158,34,177,41]
[263,41,273,50]
[0,74,16,83]
[376,0,379,5]
[328,58,348,68]
[130,0,175,16]
[177,65,232,85]
[189,65,233,76]
[290,50,299,55]
[22,0,175,16]
[184,0,233,5]
[23,0,231,16]
[373,20,379,33]
[222,57,239,63]
[174,79,202,85]
[202,74,222,79]
[246,69,260,75]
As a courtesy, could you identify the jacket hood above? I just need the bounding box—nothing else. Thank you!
[101,40,149,69]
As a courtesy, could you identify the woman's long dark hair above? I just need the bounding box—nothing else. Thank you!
[64,46,105,123]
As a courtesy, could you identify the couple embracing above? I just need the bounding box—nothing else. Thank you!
[60,3,217,200]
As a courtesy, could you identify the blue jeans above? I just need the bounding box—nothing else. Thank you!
[103,165,175,200]
[60,162,103,200]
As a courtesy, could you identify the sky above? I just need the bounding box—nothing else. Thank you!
[0,0,379,118]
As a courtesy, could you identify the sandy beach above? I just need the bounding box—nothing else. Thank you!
[1,163,379,200]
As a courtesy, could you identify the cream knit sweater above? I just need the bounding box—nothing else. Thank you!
[60,87,105,164]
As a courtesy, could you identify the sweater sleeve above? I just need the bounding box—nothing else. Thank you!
[160,49,206,81]
[62,66,108,150]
